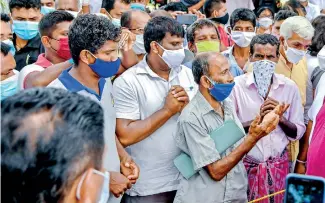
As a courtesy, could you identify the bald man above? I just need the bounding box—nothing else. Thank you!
[121,10,151,60]
[55,0,81,17]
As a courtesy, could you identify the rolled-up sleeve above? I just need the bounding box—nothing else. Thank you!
[113,76,140,120]
[179,120,221,171]
[288,85,306,141]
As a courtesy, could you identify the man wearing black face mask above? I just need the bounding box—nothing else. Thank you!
[204,0,233,47]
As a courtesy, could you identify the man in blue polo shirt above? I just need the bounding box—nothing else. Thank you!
[47,14,139,203]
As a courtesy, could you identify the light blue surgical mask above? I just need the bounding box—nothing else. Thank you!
[112,18,121,27]
[0,71,19,100]
[12,20,39,40]
[205,76,235,101]
[2,39,16,56]
[41,6,55,15]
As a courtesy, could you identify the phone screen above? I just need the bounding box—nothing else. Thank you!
[286,176,325,203]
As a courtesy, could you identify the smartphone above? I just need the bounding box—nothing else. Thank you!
[285,174,325,203]
[176,14,197,25]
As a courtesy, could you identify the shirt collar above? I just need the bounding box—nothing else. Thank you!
[13,34,41,49]
[246,72,285,90]
[34,53,53,68]
[58,67,106,101]
[196,91,233,117]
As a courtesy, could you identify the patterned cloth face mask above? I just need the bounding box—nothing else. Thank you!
[252,60,277,98]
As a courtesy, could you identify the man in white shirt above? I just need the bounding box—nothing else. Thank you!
[48,14,140,203]
[298,0,321,21]
[113,16,198,203]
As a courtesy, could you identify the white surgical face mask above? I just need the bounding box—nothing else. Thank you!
[157,43,185,69]
[258,17,273,29]
[252,60,276,98]
[284,40,306,64]
[317,45,325,71]
[65,10,79,18]
[76,169,110,203]
[133,34,146,55]
[0,70,19,100]
[112,18,121,27]
[231,31,256,47]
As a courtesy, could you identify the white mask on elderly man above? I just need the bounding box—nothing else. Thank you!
[133,34,146,55]
[252,60,277,98]
[284,40,306,64]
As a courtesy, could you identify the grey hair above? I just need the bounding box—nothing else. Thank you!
[280,16,314,40]
[55,0,82,11]
[186,18,220,45]
[192,52,215,84]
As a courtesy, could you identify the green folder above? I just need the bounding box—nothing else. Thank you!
[174,120,245,180]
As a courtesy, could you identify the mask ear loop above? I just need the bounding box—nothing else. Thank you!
[76,171,88,200]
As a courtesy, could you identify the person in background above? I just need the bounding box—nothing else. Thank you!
[9,0,43,71]
[162,2,188,13]
[114,16,197,203]
[1,88,109,203]
[55,0,82,17]
[47,14,139,203]
[277,16,313,164]
[298,0,320,21]
[271,10,297,39]
[149,9,173,18]
[223,8,256,75]
[204,0,234,47]
[0,13,15,55]
[174,52,287,203]
[0,42,18,100]
[40,0,55,15]
[255,6,274,35]
[231,34,305,202]
[18,11,74,90]
[226,0,255,16]
[121,10,151,61]
[282,0,307,17]
[101,0,131,27]
[310,0,325,14]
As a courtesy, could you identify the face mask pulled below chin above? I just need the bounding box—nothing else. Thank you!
[88,52,121,78]
[206,76,235,102]
[0,70,19,100]
[157,43,185,69]
[76,170,110,203]
[252,60,276,98]
[284,40,306,64]
[231,31,256,48]
[133,34,146,55]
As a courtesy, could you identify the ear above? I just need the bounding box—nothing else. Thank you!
[80,50,91,65]
[150,41,159,54]
[212,10,218,18]
[41,36,51,48]
[200,76,211,89]
[279,36,285,46]
[188,42,196,53]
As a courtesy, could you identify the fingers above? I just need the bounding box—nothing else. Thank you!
[251,114,261,128]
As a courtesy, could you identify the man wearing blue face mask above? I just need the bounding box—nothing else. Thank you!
[0,42,19,100]
[9,0,44,71]
[173,52,288,203]
[48,14,140,203]
[114,16,198,203]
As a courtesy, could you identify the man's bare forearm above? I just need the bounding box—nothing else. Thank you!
[279,117,297,139]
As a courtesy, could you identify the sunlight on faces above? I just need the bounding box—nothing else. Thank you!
[0,21,13,41]
[280,32,312,51]
[250,44,279,63]
[109,0,131,19]
[11,8,42,22]
[41,0,55,7]
[0,52,16,81]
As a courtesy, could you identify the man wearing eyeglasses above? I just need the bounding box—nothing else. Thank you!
[121,10,151,60]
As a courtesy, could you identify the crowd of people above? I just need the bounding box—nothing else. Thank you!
[1,0,325,202]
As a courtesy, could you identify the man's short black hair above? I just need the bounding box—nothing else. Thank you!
[1,13,10,22]
[1,42,11,56]
[274,10,297,22]
[186,19,220,45]
[39,10,74,37]
[230,8,256,29]
[250,34,280,56]
[1,88,104,202]
[255,6,274,18]
[309,15,325,57]
[121,10,148,28]
[144,16,184,53]
[69,14,120,65]
[102,0,131,12]
[162,2,188,13]
[204,0,226,18]
[9,0,41,12]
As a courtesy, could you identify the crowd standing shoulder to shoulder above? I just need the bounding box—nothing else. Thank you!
[1,0,325,202]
